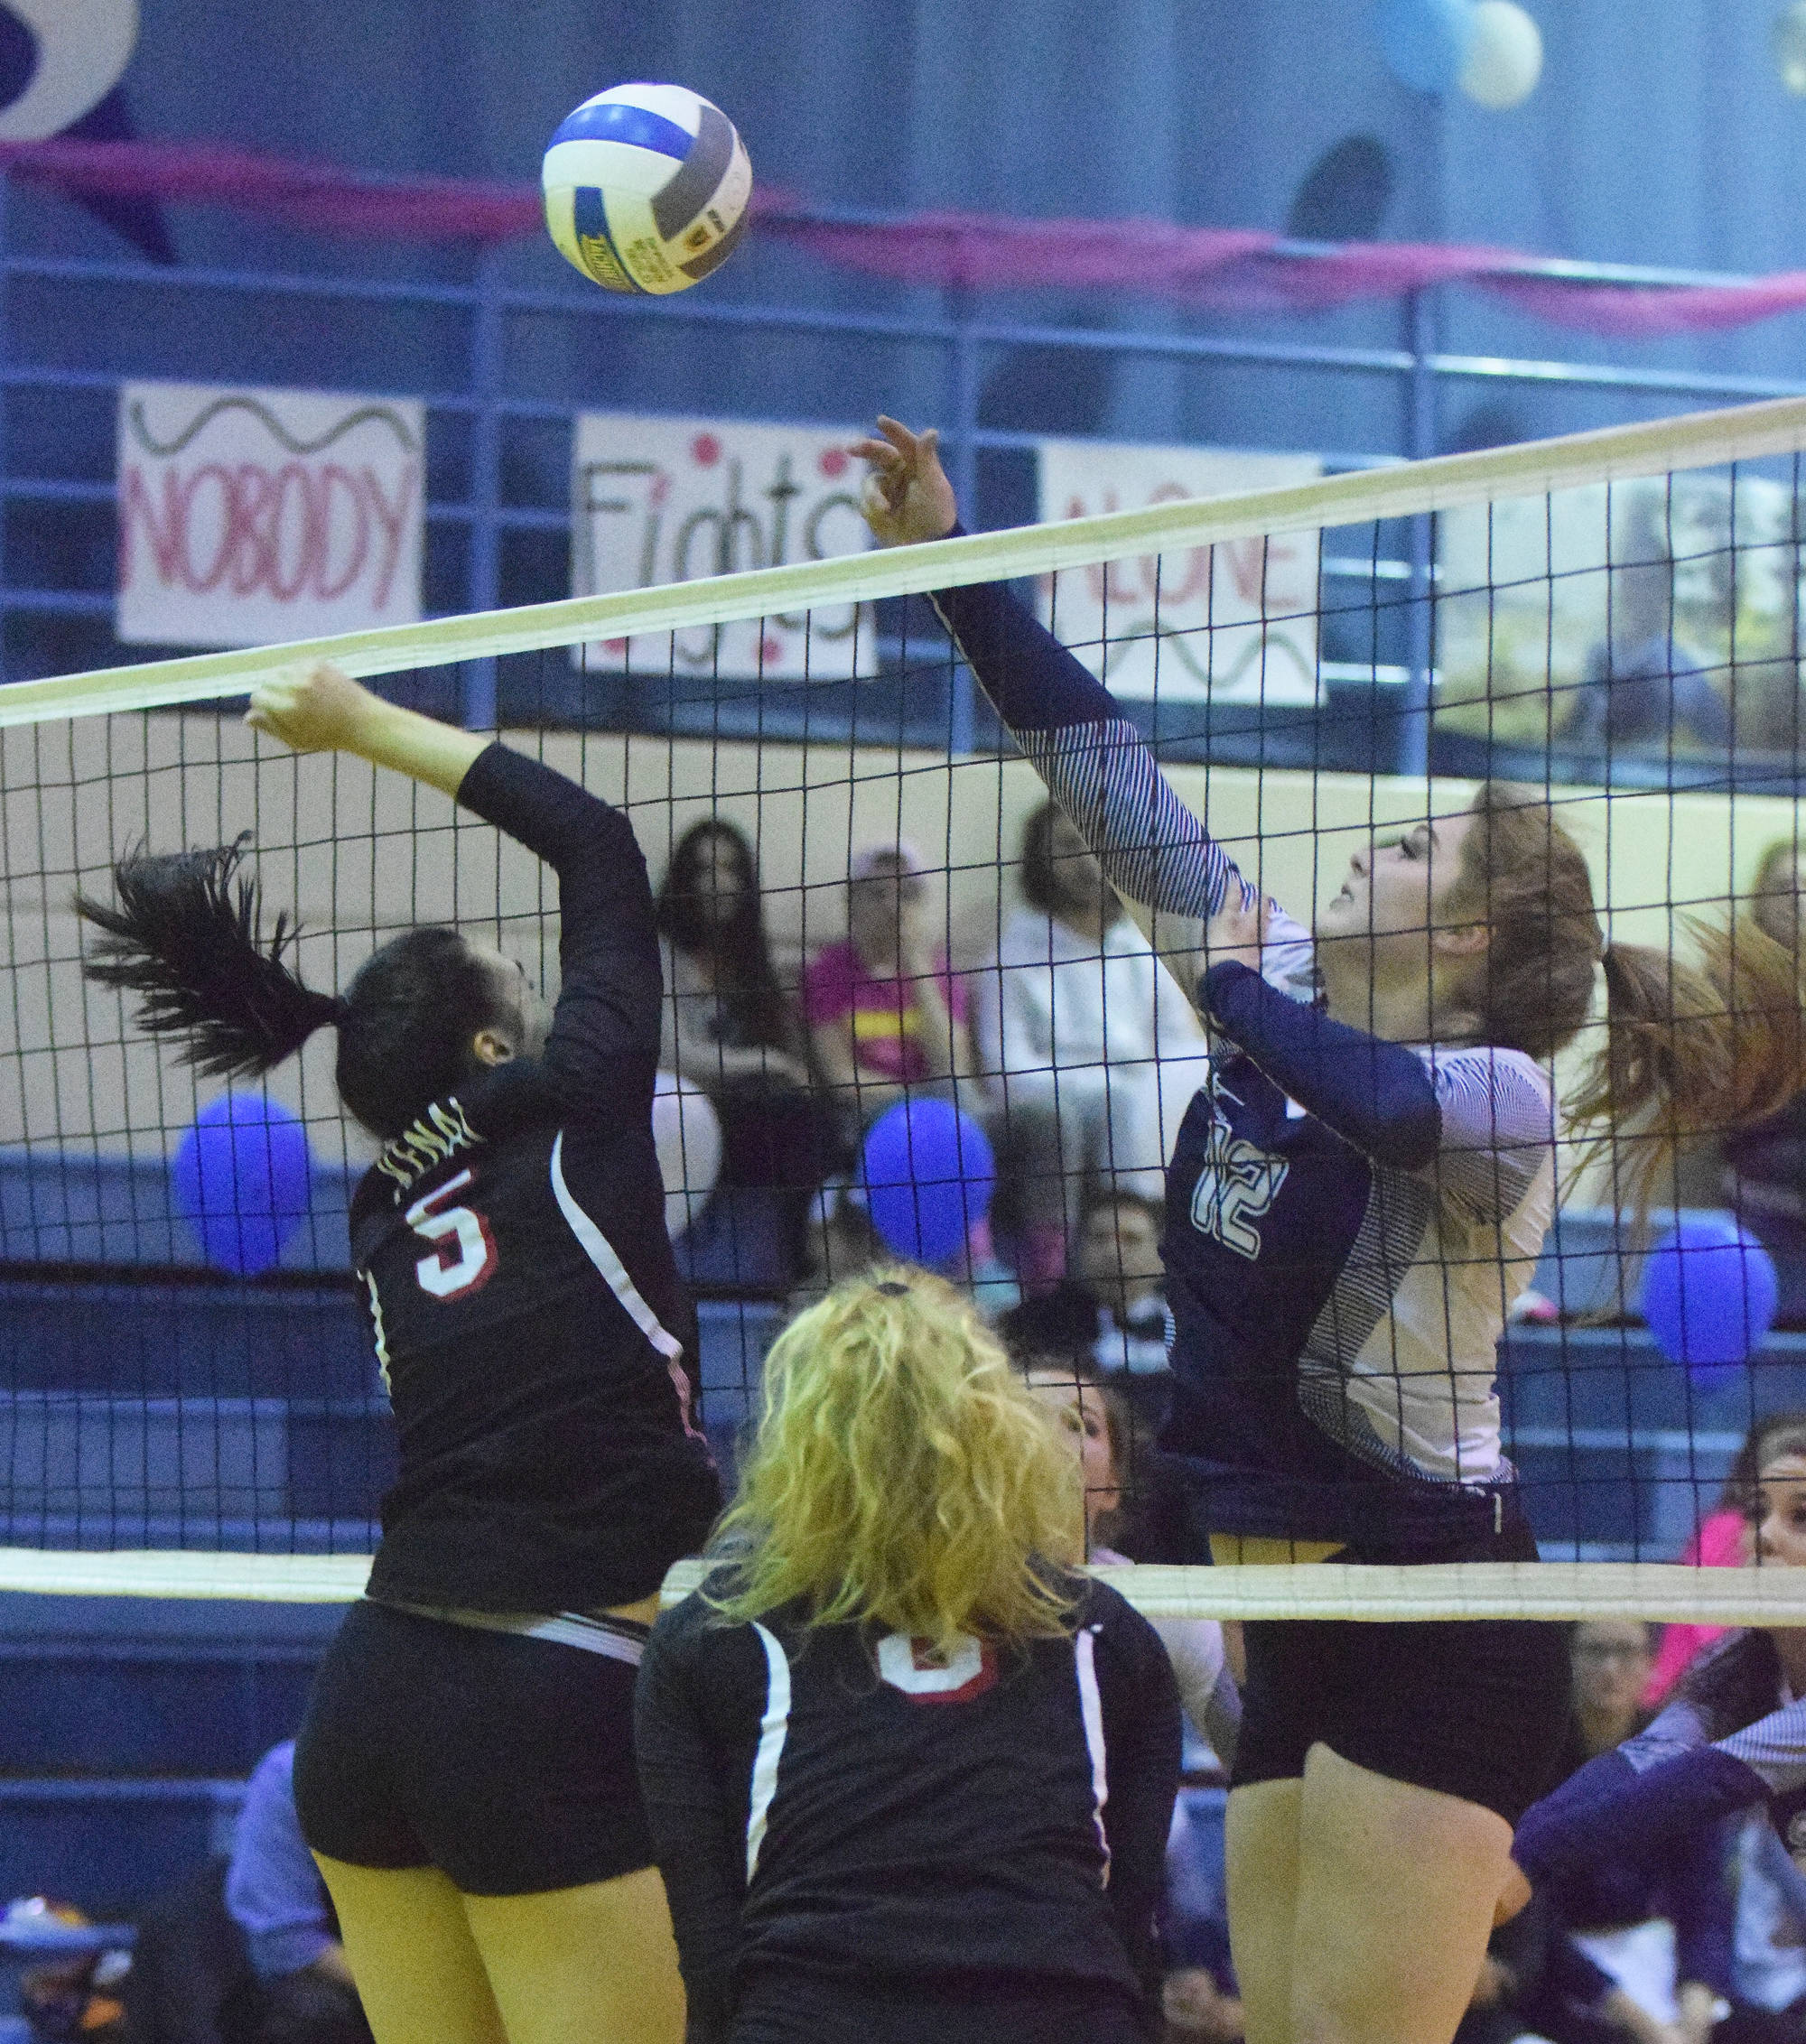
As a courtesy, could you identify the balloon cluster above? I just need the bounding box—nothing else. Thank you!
[1376,0,1543,107]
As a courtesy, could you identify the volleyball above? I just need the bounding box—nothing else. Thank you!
[542,82,751,296]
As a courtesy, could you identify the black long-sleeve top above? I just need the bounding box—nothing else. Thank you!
[351,743,721,1613]
[634,1572,1182,2043]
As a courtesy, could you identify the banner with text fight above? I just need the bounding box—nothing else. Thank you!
[571,411,874,680]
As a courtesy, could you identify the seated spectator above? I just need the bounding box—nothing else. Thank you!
[1645,1413,1806,1707]
[973,801,1207,1287]
[999,1187,1170,1432]
[1725,841,1806,1325]
[223,1741,370,2044]
[119,1739,372,2044]
[804,842,973,1133]
[1019,1352,1238,1771]
[1503,1621,1731,2044]
[1565,510,1730,752]
[657,819,839,1281]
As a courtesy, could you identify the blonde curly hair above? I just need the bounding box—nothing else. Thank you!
[707,1267,1084,1656]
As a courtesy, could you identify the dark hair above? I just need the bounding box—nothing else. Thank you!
[1720,1409,1806,1513]
[1019,800,1118,924]
[656,819,791,1051]
[77,840,519,1142]
[1016,1350,1133,1541]
[1753,840,1803,900]
[1453,783,1806,1211]
[1079,1185,1164,1235]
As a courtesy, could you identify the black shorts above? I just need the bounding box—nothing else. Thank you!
[1228,1518,1571,1826]
[730,1971,1145,2044]
[293,1599,655,1895]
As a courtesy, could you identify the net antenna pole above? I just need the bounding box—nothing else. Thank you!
[1397,284,1438,778]
[461,244,506,732]
[943,280,980,755]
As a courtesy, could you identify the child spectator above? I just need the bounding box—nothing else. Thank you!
[1000,1187,1171,1432]
[972,800,1207,1287]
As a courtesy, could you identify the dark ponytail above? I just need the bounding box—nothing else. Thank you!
[76,835,342,1080]
[1568,918,1806,1210]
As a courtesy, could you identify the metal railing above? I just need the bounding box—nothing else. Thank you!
[2,181,1801,780]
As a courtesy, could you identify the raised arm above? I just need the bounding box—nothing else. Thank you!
[854,419,1309,1009]
[246,664,661,1101]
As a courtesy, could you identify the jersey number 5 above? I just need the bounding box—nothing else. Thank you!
[406,1170,498,1298]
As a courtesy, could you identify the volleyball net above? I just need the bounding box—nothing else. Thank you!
[6,394,1806,1622]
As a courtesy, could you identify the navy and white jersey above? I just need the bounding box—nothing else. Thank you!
[933,574,1558,1549]
[1517,1630,1806,1883]
[634,1573,1181,2044]
[351,744,721,1616]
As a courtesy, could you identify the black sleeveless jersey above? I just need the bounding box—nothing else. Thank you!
[350,744,721,1613]
[635,1574,1181,2041]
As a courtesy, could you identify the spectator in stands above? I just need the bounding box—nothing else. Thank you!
[973,801,1206,1287]
[1725,841,1806,1325]
[1000,1187,1171,1430]
[1515,1621,1730,2044]
[1019,1353,1239,1770]
[1566,500,1731,752]
[222,1740,372,2044]
[656,819,837,1279]
[804,842,974,1132]
[1645,1415,1806,1707]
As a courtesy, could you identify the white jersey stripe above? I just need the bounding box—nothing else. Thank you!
[1074,1624,1111,1885]
[746,1621,792,1881]
[549,1129,684,1361]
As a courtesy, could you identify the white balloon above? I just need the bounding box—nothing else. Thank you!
[1459,0,1543,109]
[651,1071,721,1241]
[0,0,139,143]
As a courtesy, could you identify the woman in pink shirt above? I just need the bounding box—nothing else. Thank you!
[804,844,974,1132]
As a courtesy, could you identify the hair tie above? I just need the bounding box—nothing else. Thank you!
[873,1280,910,1297]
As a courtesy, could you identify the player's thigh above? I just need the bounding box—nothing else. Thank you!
[1289,1744,1513,2044]
[1224,1778,1302,2044]
[461,1867,685,2044]
[312,1854,507,2044]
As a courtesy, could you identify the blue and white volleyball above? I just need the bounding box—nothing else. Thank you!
[543,83,751,296]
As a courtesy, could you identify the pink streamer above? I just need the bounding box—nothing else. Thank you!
[5,135,1806,343]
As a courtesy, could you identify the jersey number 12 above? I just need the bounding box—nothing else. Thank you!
[405,1170,498,1298]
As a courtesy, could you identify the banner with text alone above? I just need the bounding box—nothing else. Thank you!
[1036,441,1322,703]
[570,412,874,682]
[116,382,424,649]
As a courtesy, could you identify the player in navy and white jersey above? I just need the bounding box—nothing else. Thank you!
[853,417,1806,2044]
[1516,1423,1806,1895]
[78,664,721,2044]
[636,1271,1182,2044]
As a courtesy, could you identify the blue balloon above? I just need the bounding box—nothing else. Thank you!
[171,1092,312,1277]
[860,1101,995,1268]
[1640,1213,1778,1374]
[1375,0,1476,93]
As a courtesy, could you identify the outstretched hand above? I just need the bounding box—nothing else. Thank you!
[851,415,959,547]
[247,661,379,755]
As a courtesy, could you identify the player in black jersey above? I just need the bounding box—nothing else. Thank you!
[78,664,721,2044]
[636,1269,1182,2044]
[852,418,1806,2044]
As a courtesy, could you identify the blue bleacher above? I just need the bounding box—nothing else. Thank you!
[0,1143,1790,1932]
